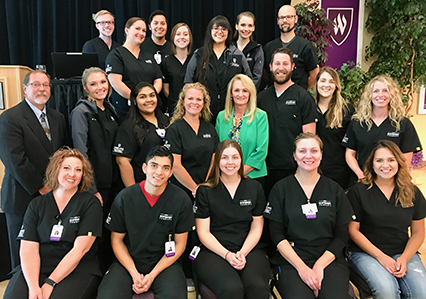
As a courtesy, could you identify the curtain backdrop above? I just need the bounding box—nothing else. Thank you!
[0,0,290,75]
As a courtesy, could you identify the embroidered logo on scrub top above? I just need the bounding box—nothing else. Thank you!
[164,140,171,149]
[113,143,124,154]
[342,135,348,143]
[18,225,25,238]
[285,100,296,105]
[387,131,400,137]
[203,134,212,138]
[264,202,272,214]
[239,199,252,206]
[318,200,331,207]
[105,64,112,72]
[145,59,153,64]
[230,58,240,68]
[159,213,173,221]
[69,216,80,224]
[106,213,112,224]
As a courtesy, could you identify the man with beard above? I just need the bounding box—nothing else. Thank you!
[0,70,69,270]
[263,5,319,90]
[258,48,317,196]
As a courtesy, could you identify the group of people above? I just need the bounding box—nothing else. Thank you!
[1,4,425,299]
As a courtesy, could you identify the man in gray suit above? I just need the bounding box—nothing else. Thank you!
[0,70,69,269]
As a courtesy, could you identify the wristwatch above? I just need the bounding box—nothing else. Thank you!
[44,277,57,288]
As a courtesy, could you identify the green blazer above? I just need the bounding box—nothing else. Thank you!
[216,108,269,178]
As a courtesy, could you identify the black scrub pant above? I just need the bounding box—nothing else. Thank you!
[3,267,101,299]
[193,248,270,299]
[97,261,186,299]
[273,260,351,299]
[5,212,24,270]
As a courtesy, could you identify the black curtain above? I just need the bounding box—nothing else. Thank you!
[0,0,290,76]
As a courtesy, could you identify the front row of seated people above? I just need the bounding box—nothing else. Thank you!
[5,135,426,299]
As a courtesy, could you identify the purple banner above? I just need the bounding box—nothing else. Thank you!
[321,0,360,70]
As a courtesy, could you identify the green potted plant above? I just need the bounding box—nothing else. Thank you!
[295,0,334,67]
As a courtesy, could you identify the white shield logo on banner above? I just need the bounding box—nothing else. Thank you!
[327,8,353,46]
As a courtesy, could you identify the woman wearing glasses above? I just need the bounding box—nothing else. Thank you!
[184,15,252,123]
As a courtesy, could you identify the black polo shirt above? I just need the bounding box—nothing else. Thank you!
[165,119,219,192]
[316,104,354,182]
[347,183,426,256]
[264,175,353,265]
[18,191,102,275]
[257,84,317,171]
[342,117,422,168]
[195,178,266,252]
[106,183,194,272]
[112,118,166,183]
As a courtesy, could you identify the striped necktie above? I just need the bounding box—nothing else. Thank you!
[40,112,51,141]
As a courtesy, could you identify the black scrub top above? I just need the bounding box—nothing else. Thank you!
[264,175,353,265]
[161,55,189,114]
[112,118,166,183]
[106,183,194,272]
[18,192,103,275]
[82,37,120,69]
[97,106,119,151]
[140,37,172,65]
[165,119,219,192]
[347,183,426,256]
[105,46,163,116]
[316,104,354,185]
[257,84,317,171]
[195,178,266,252]
[342,117,422,168]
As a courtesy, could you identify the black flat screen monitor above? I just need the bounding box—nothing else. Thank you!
[51,52,99,79]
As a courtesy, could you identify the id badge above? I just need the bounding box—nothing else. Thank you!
[301,203,318,219]
[154,52,162,64]
[189,246,200,261]
[165,241,175,257]
[50,224,64,241]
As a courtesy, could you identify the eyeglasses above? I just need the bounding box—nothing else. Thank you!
[212,26,228,33]
[278,15,296,21]
[96,21,114,26]
[27,82,51,88]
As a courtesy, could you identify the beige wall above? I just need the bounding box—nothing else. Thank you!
[409,93,426,156]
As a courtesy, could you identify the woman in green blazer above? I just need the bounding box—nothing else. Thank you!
[216,74,269,185]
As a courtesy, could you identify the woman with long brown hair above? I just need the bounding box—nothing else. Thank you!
[313,66,354,188]
[193,140,270,299]
[347,140,426,299]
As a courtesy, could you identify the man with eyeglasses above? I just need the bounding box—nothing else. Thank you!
[82,10,120,69]
[263,5,319,90]
[0,70,69,270]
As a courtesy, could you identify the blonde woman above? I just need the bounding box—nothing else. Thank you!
[347,140,426,299]
[342,75,421,184]
[165,82,219,198]
[215,74,268,184]
[313,66,354,189]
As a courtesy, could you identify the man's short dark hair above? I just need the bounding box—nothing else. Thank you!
[149,9,167,24]
[23,70,51,86]
[145,145,174,166]
[271,47,294,65]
